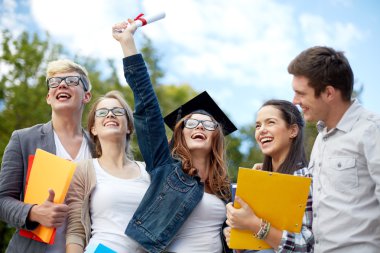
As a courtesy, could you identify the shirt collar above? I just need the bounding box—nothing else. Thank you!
[316,99,361,134]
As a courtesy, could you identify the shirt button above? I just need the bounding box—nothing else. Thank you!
[337,162,342,168]
[316,240,319,244]
[318,162,322,167]
[313,213,317,218]
[323,137,327,141]
[318,188,321,192]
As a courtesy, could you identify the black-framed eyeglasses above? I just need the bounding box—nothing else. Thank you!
[46,76,89,91]
[95,107,126,117]
[184,118,218,131]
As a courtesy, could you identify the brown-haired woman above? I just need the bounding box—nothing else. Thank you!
[112,20,237,253]
[224,100,314,253]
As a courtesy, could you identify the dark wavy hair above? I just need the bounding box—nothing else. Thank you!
[259,99,307,174]
[170,113,231,201]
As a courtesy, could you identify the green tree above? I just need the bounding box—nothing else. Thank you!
[0,30,61,161]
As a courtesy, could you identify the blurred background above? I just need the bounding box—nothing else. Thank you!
[1,0,379,249]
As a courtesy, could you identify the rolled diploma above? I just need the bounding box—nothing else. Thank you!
[114,12,166,33]
[135,12,166,27]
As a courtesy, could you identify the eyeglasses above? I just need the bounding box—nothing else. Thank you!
[46,76,89,91]
[95,107,126,117]
[184,118,218,131]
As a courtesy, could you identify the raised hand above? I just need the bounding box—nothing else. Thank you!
[112,19,138,57]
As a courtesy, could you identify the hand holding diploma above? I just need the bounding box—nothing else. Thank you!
[113,12,166,33]
[112,12,164,57]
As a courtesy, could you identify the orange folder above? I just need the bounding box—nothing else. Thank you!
[230,168,311,250]
[21,149,76,244]
[20,154,55,244]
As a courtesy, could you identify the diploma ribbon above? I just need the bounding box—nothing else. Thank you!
[134,13,147,26]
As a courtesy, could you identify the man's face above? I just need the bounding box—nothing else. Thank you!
[46,71,91,114]
[292,75,328,123]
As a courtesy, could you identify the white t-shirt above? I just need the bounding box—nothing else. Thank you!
[85,158,150,253]
[166,192,226,253]
[46,131,92,253]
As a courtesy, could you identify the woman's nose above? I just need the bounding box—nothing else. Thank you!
[106,111,116,118]
[195,121,205,130]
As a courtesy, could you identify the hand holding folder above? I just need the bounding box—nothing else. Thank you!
[30,188,69,228]
[20,149,76,244]
[229,168,311,250]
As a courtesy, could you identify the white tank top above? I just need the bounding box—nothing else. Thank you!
[166,192,226,253]
[46,131,92,253]
[85,159,150,253]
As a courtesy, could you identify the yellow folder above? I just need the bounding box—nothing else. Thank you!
[23,148,77,243]
[230,168,311,250]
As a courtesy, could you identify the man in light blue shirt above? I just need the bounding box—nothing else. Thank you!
[288,46,380,253]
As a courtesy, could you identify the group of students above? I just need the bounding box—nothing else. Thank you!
[0,18,379,253]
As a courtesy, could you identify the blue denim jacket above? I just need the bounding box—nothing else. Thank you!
[123,54,208,253]
[123,54,232,253]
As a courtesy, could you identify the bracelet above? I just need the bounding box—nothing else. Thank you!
[262,221,271,240]
[253,218,271,240]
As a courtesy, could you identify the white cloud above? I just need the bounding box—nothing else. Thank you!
[136,0,300,92]
[0,0,29,34]
[25,0,376,126]
[0,0,29,78]
[30,0,140,59]
[299,14,365,49]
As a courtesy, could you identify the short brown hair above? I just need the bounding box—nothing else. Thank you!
[288,46,353,101]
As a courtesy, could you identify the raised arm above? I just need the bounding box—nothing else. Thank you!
[112,20,138,58]
[112,20,171,172]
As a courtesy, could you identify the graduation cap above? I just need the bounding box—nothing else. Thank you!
[164,91,237,136]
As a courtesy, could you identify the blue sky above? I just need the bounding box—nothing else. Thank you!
[1,0,379,128]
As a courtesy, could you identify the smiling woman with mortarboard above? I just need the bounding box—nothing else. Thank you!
[112,19,237,253]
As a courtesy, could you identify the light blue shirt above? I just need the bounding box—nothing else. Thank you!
[310,99,380,253]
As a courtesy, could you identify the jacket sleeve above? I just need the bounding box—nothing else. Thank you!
[0,130,37,230]
[123,54,171,172]
[66,161,88,248]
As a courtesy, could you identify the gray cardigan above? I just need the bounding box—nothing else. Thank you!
[0,121,93,253]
